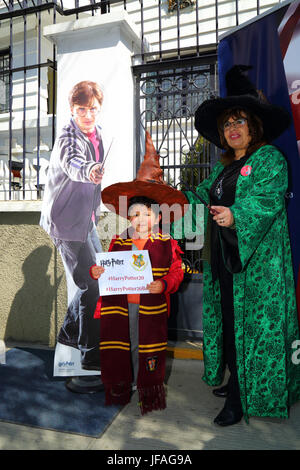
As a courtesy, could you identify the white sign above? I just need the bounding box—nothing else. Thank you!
[53,343,101,377]
[96,250,153,296]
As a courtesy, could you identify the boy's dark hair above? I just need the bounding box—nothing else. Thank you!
[128,196,160,217]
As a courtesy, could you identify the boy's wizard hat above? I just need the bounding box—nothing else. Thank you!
[101,132,188,221]
[194,65,291,149]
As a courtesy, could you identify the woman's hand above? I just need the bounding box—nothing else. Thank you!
[210,206,234,228]
[91,265,105,279]
[89,164,104,184]
[147,280,164,294]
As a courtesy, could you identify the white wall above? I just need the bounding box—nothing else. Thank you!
[110,0,281,51]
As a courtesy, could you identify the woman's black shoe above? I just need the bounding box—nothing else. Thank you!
[214,404,243,426]
[212,384,228,398]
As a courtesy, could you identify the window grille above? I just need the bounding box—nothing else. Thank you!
[0,49,10,114]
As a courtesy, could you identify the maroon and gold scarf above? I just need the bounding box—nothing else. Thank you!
[100,229,172,414]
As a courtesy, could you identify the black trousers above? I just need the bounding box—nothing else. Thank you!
[218,261,242,410]
[55,224,102,368]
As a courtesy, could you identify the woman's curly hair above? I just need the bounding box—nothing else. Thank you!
[217,108,267,165]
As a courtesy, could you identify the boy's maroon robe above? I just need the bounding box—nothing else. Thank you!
[98,230,183,414]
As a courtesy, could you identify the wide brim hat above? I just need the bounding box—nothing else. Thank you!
[194,65,292,149]
[101,131,188,222]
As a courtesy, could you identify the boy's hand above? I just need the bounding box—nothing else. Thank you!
[89,164,104,184]
[147,280,164,294]
[91,265,105,279]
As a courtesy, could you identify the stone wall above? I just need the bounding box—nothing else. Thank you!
[0,211,128,347]
[0,212,67,347]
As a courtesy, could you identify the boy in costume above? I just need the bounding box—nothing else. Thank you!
[90,132,187,414]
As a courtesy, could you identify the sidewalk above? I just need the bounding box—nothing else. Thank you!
[0,344,300,450]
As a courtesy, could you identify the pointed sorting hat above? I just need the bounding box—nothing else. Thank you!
[101,132,188,222]
[194,65,291,149]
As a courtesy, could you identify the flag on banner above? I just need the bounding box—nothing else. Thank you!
[278,1,300,151]
[218,0,300,324]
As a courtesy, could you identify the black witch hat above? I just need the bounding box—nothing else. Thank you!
[194,65,291,149]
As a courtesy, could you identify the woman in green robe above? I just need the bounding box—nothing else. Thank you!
[186,66,300,426]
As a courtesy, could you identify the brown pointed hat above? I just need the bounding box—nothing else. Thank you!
[101,132,188,222]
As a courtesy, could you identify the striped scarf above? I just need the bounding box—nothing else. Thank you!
[100,229,172,414]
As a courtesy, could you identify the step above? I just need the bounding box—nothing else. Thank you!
[167,340,203,360]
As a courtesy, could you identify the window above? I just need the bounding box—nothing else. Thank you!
[0,49,10,114]
[142,66,213,122]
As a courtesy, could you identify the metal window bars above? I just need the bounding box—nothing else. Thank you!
[133,56,218,273]
[0,0,282,204]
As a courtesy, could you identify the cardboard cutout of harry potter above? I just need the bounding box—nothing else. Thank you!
[40,81,113,387]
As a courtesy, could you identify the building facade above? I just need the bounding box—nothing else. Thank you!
[0,0,283,345]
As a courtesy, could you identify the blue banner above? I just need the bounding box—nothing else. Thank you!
[218,2,300,311]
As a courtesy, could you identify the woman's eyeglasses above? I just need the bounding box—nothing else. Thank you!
[74,106,100,117]
[223,118,247,131]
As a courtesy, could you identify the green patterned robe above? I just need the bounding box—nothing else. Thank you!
[186,145,300,421]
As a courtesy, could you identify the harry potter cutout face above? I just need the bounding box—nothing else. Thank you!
[72,97,101,134]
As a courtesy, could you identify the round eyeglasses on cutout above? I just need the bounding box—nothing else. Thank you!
[74,106,100,117]
[223,118,247,131]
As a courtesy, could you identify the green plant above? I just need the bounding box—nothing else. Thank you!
[168,0,195,12]
[180,136,206,191]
